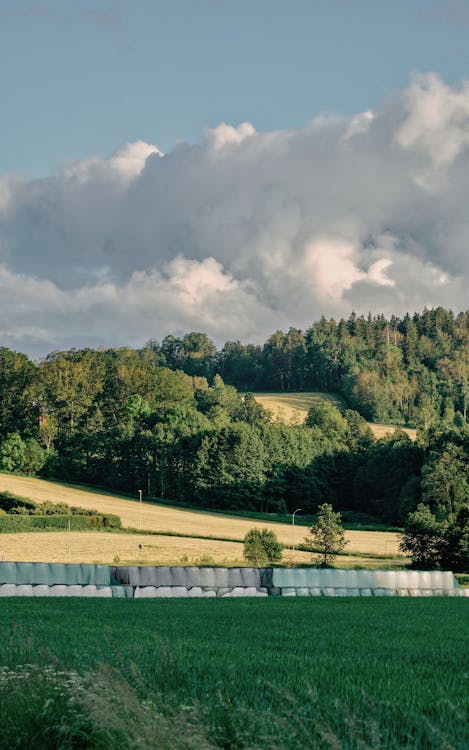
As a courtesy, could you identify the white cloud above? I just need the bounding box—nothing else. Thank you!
[0,72,469,355]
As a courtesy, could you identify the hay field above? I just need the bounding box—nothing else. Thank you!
[0,474,402,556]
[254,392,417,440]
[0,532,403,567]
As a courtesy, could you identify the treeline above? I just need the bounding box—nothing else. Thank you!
[148,307,469,426]
[0,311,467,528]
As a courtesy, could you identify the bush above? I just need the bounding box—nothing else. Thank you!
[399,504,444,569]
[0,514,121,533]
[243,528,282,566]
[440,505,469,572]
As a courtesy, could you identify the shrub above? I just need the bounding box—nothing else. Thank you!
[0,514,121,532]
[399,504,444,569]
[243,527,282,566]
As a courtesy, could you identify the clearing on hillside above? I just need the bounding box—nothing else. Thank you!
[254,392,417,440]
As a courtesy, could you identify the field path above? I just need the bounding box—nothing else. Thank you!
[0,473,401,555]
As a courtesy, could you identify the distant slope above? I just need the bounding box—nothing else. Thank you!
[0,473,401,555]
[254,392,417,441]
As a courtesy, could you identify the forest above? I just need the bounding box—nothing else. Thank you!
[0,307,467,538]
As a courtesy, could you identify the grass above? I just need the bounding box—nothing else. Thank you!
[0,474,403,560]
[253,392,417,440]
[0,598,467,749]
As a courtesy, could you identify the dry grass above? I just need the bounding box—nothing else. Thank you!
[0,532,403,567]
[0,474,402,556]
[254,392,417,440]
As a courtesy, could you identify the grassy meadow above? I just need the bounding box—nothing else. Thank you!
[0,473,403,566]
[253,392,417,440]
[0,597,467,749]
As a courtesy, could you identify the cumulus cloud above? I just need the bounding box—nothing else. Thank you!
[1,72,469,355]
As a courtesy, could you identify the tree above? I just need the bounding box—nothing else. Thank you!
[0,433,26,473]
[243,528,282,566]
[440,505,469,572]
[399,504,444,569]
[306,503,347,567]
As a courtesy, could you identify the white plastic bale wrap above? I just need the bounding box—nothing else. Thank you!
[322,588,335,596]
[441,572,456,590]
[0,584,16,596]
[15,584,33,596]
[33,585,50,597]
[94,586,112,598]
[187,587,204,597]
[237,568,262,587]
[134,587,156,598]
[296,587,310,597]
[49,585,68,597]
[82,585,98,596]
[309,587,322,596]
[111,586,126,598]
[409,589,422,597]
[346,588,361,597]
[405,571,421,590]
[397,589,409,596]
[32,563,50,585]
[359,589,373,597]
[198,568,216,587]
[334,588,348,596]
[111,566,139,586]
[67,585,85,597]
[138,567,158,587]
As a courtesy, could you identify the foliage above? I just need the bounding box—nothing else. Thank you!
[440,505,469,572]
[243,527,282,566]
[306,502,348,567]
[399,504,445,569]
[0,513,121,532]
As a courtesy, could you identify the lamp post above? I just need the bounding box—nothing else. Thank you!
[138,489,142,531]
[292,508,302,555]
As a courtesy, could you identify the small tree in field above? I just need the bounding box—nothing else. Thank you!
[243,528,282,567]
[306,503,347,567]
[399,503,444,569]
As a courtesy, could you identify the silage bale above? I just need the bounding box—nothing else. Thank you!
[272,569,294,588]
[334,588,349,596]
[295,587,310,597]
[64,564,81,585]
[166,568,187,586]
[242,568,263,587]
[320,570,344,589]
[409,589,422,597]
[16,563,34,584]
[15,584,33,596]
[67,585,85,597]
[355,570,380,589]
[138,567,157,586]
[32,585,50,597]
[111,586,126,598]
[182,567,201,587]
[372,571,396,590]
[81,585,97,596]
[31,563,49,585]
[442,572,456,590]
[198,568,216,587]
[226,568,243,587]
[405,571,421,590]
[345,588,361,596]
[0,562,17,584]
[309,587,322,596]
[171,586,189,597]
[394,571,410,590]
[260,568,273,588]
[321,587,335,596]
[94,586,112,598]
[134,587,156,598]
[281,587,297,596]
[359,588,373,597]
[49,585,68,596]
[187,587,204,597]
[50,564,67,585]
[372,588,386,596]
[0,584,17,596]
[396,589,409,596]
[113,566,139,586]
[154,587,173,597]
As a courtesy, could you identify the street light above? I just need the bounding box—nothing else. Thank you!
[138,489,142,531]
[292,508,302,554]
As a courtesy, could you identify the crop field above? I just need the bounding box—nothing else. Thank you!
[0,474,403,561]
[253,392,417,440]
[0,598,467,749]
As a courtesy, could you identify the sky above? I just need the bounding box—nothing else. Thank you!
[1,0,469,356]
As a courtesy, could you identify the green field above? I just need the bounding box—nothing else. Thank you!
[0,598,467,749]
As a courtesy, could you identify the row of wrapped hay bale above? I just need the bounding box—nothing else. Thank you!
[0,584,133,597]
[110,565,271,588]
[0,563,465,596]
[0,562,110,585]
[272,568,457,592]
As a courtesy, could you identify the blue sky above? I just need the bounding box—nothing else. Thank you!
[1,0,469,175]
[1,1,469,354]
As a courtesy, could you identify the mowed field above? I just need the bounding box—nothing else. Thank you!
[254,391,417,440]
[0,473,402,564]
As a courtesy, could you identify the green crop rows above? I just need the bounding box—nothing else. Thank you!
[0,598,467,749]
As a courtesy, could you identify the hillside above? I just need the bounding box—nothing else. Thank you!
[0,474,401,561]
[253,392,417,440]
